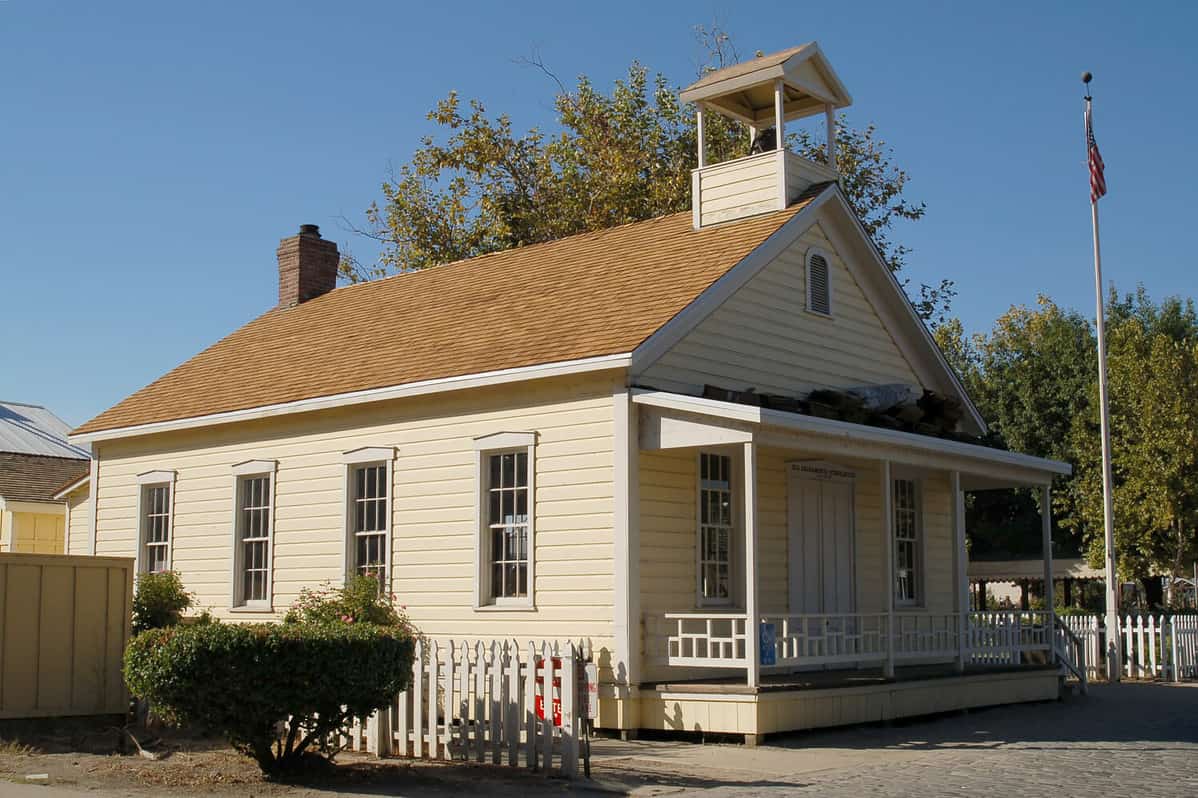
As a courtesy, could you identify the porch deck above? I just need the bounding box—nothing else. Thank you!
[647,662,1056,695]
[636,664,1062,741]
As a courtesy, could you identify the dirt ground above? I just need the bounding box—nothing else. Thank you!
[0,720,599,797]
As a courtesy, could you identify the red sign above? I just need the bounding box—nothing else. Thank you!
[534,656,563,727]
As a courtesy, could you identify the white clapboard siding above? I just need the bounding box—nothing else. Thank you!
[93,375,617,655]
[65,489,91,555]
[696,151,782,227]
[382,638,582,776]
[638,223,921,398]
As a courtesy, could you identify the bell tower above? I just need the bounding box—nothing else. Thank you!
[680,42,852,229]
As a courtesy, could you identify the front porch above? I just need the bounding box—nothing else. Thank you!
[638,664,1061,741]
[621,390,1076,736]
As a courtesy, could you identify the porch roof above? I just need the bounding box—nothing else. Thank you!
[967,558,1104,583]
[633,390,1070,489]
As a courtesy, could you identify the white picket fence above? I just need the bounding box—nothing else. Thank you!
[342,639,586,776]
[1059,614,1198,681]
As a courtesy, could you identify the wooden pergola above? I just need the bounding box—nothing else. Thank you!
[968,557,1105,610]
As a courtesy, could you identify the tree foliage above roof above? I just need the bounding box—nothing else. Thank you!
[344,28,951,322]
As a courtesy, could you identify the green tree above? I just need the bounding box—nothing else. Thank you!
[345,31,949,320]
[940,299,1096,558]
[1070,291,1198,603]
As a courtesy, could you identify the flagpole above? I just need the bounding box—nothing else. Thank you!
[1083,72,1121,681]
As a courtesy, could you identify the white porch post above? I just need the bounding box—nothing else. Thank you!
[696,107,707,168]
[881,460,895,679]
[743,440,760,688]
[1042,483,1056,664]
[773,79,785,149]
[951,471,968,672]
[613,389,640,690]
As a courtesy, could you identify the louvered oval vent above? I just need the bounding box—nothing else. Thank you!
[807,253,831,315]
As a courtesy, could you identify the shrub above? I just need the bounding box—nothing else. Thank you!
[131,571,193,634]
[283,575,412,630]
[124,621,414,773]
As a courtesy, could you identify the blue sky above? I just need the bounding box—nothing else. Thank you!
[2,1,1194,426]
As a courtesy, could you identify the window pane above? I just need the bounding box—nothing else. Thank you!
[893,479,920,603]
[698,454,734,602]
[501,453,514,487]
[515,452,528,488]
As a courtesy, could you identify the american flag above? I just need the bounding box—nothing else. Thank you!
[1086,107,1106,202]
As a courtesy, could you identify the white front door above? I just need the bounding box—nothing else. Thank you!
[787,462,856,615]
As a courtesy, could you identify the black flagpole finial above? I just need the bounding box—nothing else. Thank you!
[1082,71,1093,101]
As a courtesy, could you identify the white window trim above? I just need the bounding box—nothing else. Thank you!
[229,460,277,611]
[341,447,397,589]
[473,432,537,610]
[134,469,176,575]
[804,245,834,318]
[696,450,737,608]
[892,474,925,609]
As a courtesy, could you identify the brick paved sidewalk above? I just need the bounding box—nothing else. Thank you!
[589,682,1198,797]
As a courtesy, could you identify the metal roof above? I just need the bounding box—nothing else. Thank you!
[0,400,90,459]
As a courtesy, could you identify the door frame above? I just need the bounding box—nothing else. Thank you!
[786,460,858,616]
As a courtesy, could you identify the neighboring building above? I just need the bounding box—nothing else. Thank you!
[72,43,1074,740]
[0,400,90,554]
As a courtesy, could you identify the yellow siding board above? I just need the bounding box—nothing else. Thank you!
[640,223,921,396]
[94,375,618,650]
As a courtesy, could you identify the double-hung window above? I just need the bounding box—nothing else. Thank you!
[893,477,922,606]
[136,470,176,574]
[699,452,733,604]
[473,432,536,608]
[343,447,395,589]
[231,460,276,608]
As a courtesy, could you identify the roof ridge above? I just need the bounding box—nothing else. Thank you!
[329,209,695,296]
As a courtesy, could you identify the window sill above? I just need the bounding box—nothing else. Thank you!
[229,605,275,614]
[473,603,537,613]
[894,604,926,613]
[804,309,834,321]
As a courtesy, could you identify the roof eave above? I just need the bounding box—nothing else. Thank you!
[71,352,634,444]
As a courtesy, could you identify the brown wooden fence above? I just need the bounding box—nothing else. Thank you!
[0,553,133,718]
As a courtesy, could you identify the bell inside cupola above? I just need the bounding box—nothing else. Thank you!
[680,42,852,229]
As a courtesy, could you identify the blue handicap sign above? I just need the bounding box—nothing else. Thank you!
[759,622,777,666]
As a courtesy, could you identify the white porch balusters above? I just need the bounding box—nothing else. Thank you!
[951,471,968,672]
[881,460,896,679]
[744,440,760,688]
[1041,484,1056,664]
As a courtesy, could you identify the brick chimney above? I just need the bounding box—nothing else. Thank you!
[277,224,339,307]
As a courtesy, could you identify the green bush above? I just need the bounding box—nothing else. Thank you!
[283,575,412,630]
[131,571,193,634]
[124,621,414,773]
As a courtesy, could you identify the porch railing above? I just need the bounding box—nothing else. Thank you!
[662,613,749,667]
[966,610,1052,665]
[655,610,1054,671]
[893,613,961,660]
[766,613,888,667]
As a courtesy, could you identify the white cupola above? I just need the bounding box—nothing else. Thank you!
[680,42,852,228]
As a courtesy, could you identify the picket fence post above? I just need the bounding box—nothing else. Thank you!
[373,637,586,777]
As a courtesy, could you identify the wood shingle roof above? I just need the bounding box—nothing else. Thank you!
[77,196,822,435]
